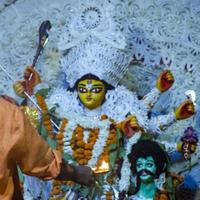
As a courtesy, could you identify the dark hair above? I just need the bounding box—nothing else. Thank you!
[69,73,114,92]
[128,140,169,177]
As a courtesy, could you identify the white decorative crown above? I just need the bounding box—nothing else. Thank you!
[58,0,133,87]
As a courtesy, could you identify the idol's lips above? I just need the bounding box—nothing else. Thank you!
[86,97,92,101]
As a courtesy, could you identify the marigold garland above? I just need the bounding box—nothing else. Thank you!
[36,94,68,199]
[70,126,99,165]
[56,118,68,152]
[50,118,69,200]
[36,94,54,138]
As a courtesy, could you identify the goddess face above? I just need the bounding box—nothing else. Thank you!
[136,156,156,183]
[77,79,106,110]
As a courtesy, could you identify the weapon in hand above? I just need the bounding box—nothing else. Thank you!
[29,20,52,80]
[32,20,51,68]
[23,21,51,101]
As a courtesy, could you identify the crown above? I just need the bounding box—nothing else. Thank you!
[58,0,133,87]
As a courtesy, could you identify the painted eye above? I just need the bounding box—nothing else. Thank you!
[91,88,102,93]
[136,163,142,168]
[78,87,87,93]
[147,163,153,167]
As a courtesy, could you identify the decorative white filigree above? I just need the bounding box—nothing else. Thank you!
[57,0,134,88]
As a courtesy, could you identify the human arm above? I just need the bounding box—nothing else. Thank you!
[1,98,94,185]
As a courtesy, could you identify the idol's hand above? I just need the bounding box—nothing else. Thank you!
[13,80,26,97]
[121,116,140,138]
[13,66,41,96]
[177,141,197,154]
[175,100,195,120]
[24,66,41,92]
[156,70,174,92]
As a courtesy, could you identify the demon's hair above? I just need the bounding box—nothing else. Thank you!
[128,140,169,176]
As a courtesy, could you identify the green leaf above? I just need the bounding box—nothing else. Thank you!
[108,143,117,151]
[119,147,125,158]
[17,166,24,182]
[141,132,153,140]
[63,153,75,162]
[47,136,57,149]
[166,175,176,200]
[109,150,118,169]
[116,128,122,141]
[80,186,90,197]
[35,88,50,98]
[38,123,49,139]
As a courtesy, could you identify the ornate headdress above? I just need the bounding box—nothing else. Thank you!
[58,0,133,87]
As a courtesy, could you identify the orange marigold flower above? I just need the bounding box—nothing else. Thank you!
[85,143,94,149]
[79,159,87,165]
[51,186,60,195]
[57,140,64,145]
[77,141,85,147]
[159,194,168,200]
[84,150,92,156]
[77,135,83,140]
[76,148,84,154]
[62,118,68,124]
[89,131,97,137]
[52,180,61,186]
[88,136,97,143]
[43,118,51,125]
[85,155,92,160]
[108,134,116,140]
[76,126,84,132]
[101,114,108,120]
[74,154,83,159]
[56,133,64,139]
